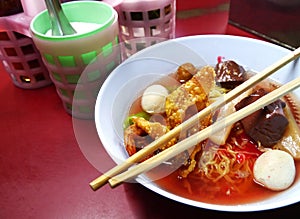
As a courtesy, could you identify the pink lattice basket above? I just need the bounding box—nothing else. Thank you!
[0,13,51,89]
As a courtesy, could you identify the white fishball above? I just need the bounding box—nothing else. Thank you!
[253,150,296,191]
[141,84,169,114]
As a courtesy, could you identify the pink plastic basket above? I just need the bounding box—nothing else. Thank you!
[0,13,51,89]
[117,0,176,56]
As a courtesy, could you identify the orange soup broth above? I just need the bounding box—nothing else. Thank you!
[151,161,300,205]
[126,72,300,205]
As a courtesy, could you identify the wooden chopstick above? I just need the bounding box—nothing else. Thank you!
[109,76,300,187]
[89,47,300,191]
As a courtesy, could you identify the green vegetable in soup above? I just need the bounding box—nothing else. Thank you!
[123,111,150,129]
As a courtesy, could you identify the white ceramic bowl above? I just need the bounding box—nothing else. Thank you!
[95,35,300,212]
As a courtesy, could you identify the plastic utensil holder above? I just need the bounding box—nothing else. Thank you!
[30,1,120,119]
[118,0,176,56]
[0,15,51,89]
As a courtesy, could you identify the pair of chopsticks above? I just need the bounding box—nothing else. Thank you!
[90,47,300,190]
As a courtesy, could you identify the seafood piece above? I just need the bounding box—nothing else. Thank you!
[194,65,216,94]
[177,115,212,178]
[124,124,147,156]
[141,84,169,114]
[179,143,203,178]
[166,66,215,129]
[253,149,296,191]
[132,117,169,140]
[174,63,198,83]
[124,117,176,157]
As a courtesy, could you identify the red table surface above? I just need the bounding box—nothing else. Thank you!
[1,2,299,219]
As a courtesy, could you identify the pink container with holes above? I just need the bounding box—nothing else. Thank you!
[118,0,176,56]
[0,13,51,89]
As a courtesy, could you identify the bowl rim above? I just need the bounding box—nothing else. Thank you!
[94,34,300,212]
